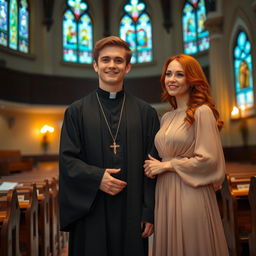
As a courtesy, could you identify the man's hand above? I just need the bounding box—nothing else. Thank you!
[100,169,127,196]
[141,222,154,238]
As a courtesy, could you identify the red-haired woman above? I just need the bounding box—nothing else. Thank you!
[144,54,228,255]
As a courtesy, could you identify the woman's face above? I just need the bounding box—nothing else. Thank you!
[164,60,190,98]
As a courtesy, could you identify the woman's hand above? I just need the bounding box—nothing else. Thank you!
[144,154,171,178]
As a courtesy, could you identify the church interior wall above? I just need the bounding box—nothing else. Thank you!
[0,108,64,155]
[0,0,256,157]
[223,8,256,147]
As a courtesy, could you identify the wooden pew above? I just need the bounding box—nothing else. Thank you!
[249,176,256,255]
[18,180,51,256]
[221,175,251,256]
[0,189,20,256]
[36,180,51,256]
[49,178,60,256]
[0,150,33,176]
[17,184,39,256]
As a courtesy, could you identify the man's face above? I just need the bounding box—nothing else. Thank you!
[93,46,131,91]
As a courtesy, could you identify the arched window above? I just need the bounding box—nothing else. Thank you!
[182,0,209,55]
[0,0,30,53]
[120,0,153,64]
[63,0,93,64]
[233,30,254,108]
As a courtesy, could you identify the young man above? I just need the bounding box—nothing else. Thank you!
[59,36,159,256]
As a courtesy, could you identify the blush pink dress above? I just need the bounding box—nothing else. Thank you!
[153,105,229,256]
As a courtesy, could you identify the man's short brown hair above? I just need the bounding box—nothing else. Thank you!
[93,36,132,64]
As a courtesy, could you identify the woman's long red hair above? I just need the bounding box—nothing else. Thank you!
[160,54,223,130]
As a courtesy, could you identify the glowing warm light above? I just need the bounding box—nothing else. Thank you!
[231,106,239,117]
[240,104,246,111]
[231,104,249,119]
[40,125,54,134]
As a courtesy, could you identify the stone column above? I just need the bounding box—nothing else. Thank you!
[204,13,231,146]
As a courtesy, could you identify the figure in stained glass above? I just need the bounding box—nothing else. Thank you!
[0,0,29,52]
[239,60,250,89]
[19,0,29,53]
[182,0,209,54]
[120,0,152,64]
[233,30,254,108]
[9,0,18,50]
[63,0,93,64]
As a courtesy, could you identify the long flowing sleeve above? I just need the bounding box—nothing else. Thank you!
[170,105,225,187]
[142,107,159,223]
[59,104,105,231]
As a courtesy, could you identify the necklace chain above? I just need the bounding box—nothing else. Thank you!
[96,92,126,154]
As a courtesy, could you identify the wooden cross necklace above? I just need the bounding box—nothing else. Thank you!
[96,92,126,155]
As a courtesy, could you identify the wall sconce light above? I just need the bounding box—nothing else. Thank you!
[231,106,240,119]
[231,105,249,147]
[40,125,54,154]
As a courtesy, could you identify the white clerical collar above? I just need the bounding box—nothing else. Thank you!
[109,92,117,99]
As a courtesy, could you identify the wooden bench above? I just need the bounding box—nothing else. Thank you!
[249,176,256,255]
[49,178,60,256]
[0,150,33,176]
[0,189,20,256]
[221,175,252,256]
[0,176,64,255]
[18,180,52,256]
[17,184,39,256]
[37,180,51,256]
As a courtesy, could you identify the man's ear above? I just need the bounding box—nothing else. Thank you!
[125,63,131,74]
[93,61,98,72]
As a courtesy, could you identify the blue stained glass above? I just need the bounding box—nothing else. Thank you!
[9,0,18,50]
[68,0,87,19]
[124,0,145,21]
[19,0,29,53]
[78,14,93,64]
[120,14,136,63]
[0,0,8,46]
[245,41,250,53]
[1,0,30,52]
[137,13,152,63]
[182,0,209,54]
[63,0,93,64]
[120,0,153,64]
[63,10,78,62]
[233,31,254,108]
[0,0,7,47]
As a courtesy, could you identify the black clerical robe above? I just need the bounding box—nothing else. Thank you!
[59,89,160,256]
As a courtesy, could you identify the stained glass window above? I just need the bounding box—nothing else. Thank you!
[19,0,29,53]
[0,0,8,47]
[233,31,254,108]
[63,0,93,64]
[0,0,29,53]
[182,0,209,54]
[120,0,152,64]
